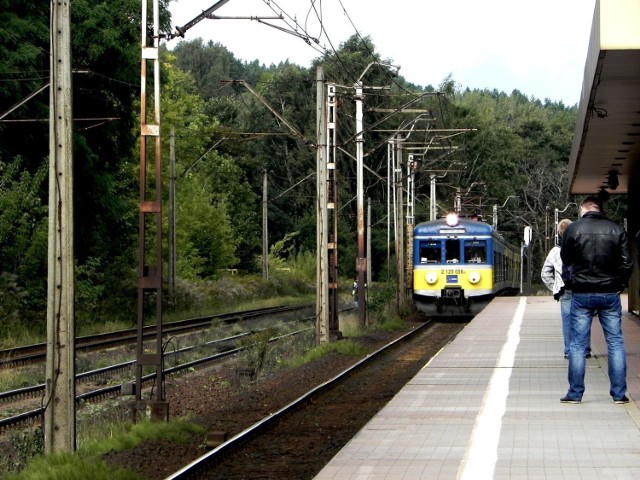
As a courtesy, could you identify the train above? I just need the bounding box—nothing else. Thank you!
[412,212,521,316]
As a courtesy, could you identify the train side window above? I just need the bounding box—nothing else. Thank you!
[464,240,486,264]
[445,239,460,263]
[419,241,441,264]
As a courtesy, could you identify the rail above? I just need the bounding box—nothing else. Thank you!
[0,322,315,433]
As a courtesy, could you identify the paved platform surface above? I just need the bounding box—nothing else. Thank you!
[314,295,640,479]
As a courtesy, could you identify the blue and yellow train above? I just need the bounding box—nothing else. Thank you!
[413,212,521,316]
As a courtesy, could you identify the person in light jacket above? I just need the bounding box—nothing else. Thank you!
[541,218,590,359]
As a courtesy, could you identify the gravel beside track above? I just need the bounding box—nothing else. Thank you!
[99,314,465,479]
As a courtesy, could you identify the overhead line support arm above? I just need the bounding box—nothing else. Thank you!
[170,0,233,39]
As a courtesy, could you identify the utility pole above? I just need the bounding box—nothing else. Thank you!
[132,0,236,421]
[367,197,372,287]
[45,0,75,453]
[554,202,576,246]
[262,169,269,280]
[353,62,399,325]
[405,156,416,301]
[316,69,340,343]
[354,77,366,325]
[135,0,167,421]
[316,67,328,343]
[169,128,176,296]
[430,174,437,220]
[387,141,393,281]
[395,140,406,311]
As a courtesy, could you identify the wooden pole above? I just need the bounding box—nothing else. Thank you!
[316,67,329,343]
[45,0,75,453]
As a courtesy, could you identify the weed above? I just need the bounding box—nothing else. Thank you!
[2,451,141,480]
[283,340,369,368]
[4,427,44,473]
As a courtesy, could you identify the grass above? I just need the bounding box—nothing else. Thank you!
[3,452,142,480]
[0,368,44,393]
[3,419,206,480]
[162,293,314,324]
[1,276,401,478]
[0,273,316,350]
[339,300,408,338]
[0,329,43,351]
[82,418,205,455]
[283,339,370,369]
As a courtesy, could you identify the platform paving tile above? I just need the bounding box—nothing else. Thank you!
[314,296,640,479]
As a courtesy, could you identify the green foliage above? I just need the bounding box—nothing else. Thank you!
[0,157,48,334]
[87,419,205,455]
[0,157,47,272]
[0,272,31,342]
[160,53,260,275]
[3,419,204,479]
[174,171,238,278]
[0,0,159,335]
[3,452,141,480]
[368,310,407,333]
[164,273,313,318]
[0,367,43,391]
[366,282,397,314]
[239,328,277,373]
[201,155,259,271]
[160,50,218,162]
[269,231,299,261]
[170,39,245,100]
[279,249,317,281]
[283,339,369,368]
[1,428,44,474]
[0,2,582,342]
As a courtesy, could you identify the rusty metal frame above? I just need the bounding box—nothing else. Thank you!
[135,0,167,421]
[326,83,340,339]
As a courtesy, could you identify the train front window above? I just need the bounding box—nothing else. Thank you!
[419,241,441,264]
[445,239,460,263]
[464,240,487,264]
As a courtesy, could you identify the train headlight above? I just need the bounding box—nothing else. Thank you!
[425,272,438,284]
[468,271,481,284]
[445,212,459,226]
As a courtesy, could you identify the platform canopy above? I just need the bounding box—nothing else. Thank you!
[569,0,640,195]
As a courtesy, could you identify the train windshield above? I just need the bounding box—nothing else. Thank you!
[419,241,441,263]
[464,240,487,264]
[445,239,460,263]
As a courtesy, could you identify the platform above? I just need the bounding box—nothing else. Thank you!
[315,295,640,479]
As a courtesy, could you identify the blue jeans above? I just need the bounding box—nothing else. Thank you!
[560,290,591,356]
[560,290,572,356]
[566,292,627,401]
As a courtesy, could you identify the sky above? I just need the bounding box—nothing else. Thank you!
[167,0,597,106]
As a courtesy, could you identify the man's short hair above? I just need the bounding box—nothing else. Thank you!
[580,195,602,212]
[558,218,572,238]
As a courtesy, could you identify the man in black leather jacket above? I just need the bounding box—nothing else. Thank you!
[559,195,633,404]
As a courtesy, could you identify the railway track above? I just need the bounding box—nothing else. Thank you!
[159,319,466,480]
[0,305,314,434]
[0,325,315,434]
[0,305,310,368]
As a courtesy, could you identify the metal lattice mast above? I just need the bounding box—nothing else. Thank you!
[326,83,340,340]
[317,73,341,343]
[135,0,167,420]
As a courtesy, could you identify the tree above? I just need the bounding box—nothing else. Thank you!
[175,171,238,278]
[171,39,245,100]
[0,1,173,328]
[0,156,48,328]
[161,51,254,276]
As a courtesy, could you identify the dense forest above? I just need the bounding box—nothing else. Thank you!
[0,2,622,339]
